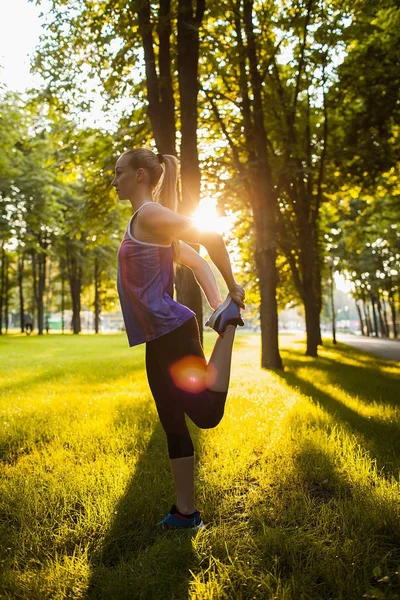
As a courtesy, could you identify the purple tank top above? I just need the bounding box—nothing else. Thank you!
[117,202,195,347]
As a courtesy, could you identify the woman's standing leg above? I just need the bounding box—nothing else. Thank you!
[168,324,237,516]
[169,456,196,515]
[149,318,239,518]
[146,341,197,515]
[145,317,240,522]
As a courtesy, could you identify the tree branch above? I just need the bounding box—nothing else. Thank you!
[276,210,305,299]
[306,87,313,197]
[201,87,245,176]
[195,0,206,24]
[260,38,284,83]
[137,0,160,110]
[243,0,273,175]
[157,0,176,143]
[314,59,328,226]
[234,6,254,159]
[290,0,313,128]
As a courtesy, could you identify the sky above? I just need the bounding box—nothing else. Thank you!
[0,0,50,92]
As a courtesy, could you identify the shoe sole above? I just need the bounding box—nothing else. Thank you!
[159,520,205,531]
[205,296,233,329]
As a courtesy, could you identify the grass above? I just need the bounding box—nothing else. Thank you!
[0,331,399,600]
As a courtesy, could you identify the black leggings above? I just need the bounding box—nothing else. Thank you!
[145,317,228,459]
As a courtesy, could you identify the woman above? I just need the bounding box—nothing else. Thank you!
[113,148,245,530]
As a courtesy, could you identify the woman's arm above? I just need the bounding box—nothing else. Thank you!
[178,242,223,310]
[139,203,245,307]
[138,203,202,242]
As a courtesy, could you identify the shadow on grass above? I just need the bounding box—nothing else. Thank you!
[0,355,145,397]
[85,409,202,600]
[282,343,400,406]
[0,356,147,466]
[273,438,400,598]
[276,347,400,476]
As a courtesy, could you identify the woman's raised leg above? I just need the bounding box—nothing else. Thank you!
[206,325,236,392]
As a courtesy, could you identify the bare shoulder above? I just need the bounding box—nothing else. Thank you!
[138,202,202,243]
[137,202,178,227]
[132,203,172,245]
[138,201,167,216]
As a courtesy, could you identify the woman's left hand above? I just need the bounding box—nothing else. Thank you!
[229,284,245,309]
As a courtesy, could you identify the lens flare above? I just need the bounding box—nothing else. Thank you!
[169,356,217,393]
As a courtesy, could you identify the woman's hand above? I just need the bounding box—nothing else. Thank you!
[229,283,245,309]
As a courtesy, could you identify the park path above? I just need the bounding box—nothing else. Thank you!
[337,333,400,362]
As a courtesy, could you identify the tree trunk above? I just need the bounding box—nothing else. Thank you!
[254,233,282,369]
[330,267,337,344]
[137,0,204,331]
[376,295,386,337]
[94,256,100,334]
[18,252,25,333]
[176,266,203,339]
[297,217,320,356]
[32,253,38,334]
[370,294,379,337]
[38,253,46,335]
[314,248,323,346]
[70,269,81,334]
[176,0,205,335]
[4,254,9,333]
[45,258,52,333]
[61,260,65,334]
[0,243,4,335]
[389,294,397,339]
[66,247,82,335]
[32,250,46,335]
[177,0,204,216]
[366,303,374,336]
[304,287,320,357]
[137,0,176,154]
[70,276,81,334]
[361,298,371,336]
[382,299,390,338]
[243,0,282,369]
[355,301,364,335]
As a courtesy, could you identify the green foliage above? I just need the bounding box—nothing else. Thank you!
[0,89,131,325]
[2,0,398,344]
[335,192,399,300]
[330,1,400,184]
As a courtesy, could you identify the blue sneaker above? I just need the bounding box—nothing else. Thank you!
[205,295,244,334]
[157,505,204,530]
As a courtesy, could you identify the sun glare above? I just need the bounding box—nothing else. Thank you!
[192,197,235,236]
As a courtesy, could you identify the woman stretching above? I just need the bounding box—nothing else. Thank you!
[113,148,245,530]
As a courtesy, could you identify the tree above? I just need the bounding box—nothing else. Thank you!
[326,1,400,338]
[198,0,353,359]
[34,0,206,331]
[333,192,399,339]
[330,1,400,186]
[0,94,62,335]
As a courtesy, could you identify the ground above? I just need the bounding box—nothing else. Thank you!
[337,332,400,362]
[0,332,399,599]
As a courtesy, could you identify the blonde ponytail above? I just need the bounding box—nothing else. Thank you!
[153,154,181,263]
[153,154,179,211]
[123,149,181,262]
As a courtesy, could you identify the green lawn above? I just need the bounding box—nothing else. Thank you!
[0,332,399,599]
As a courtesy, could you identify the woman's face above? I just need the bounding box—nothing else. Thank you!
[112,154,143,201]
